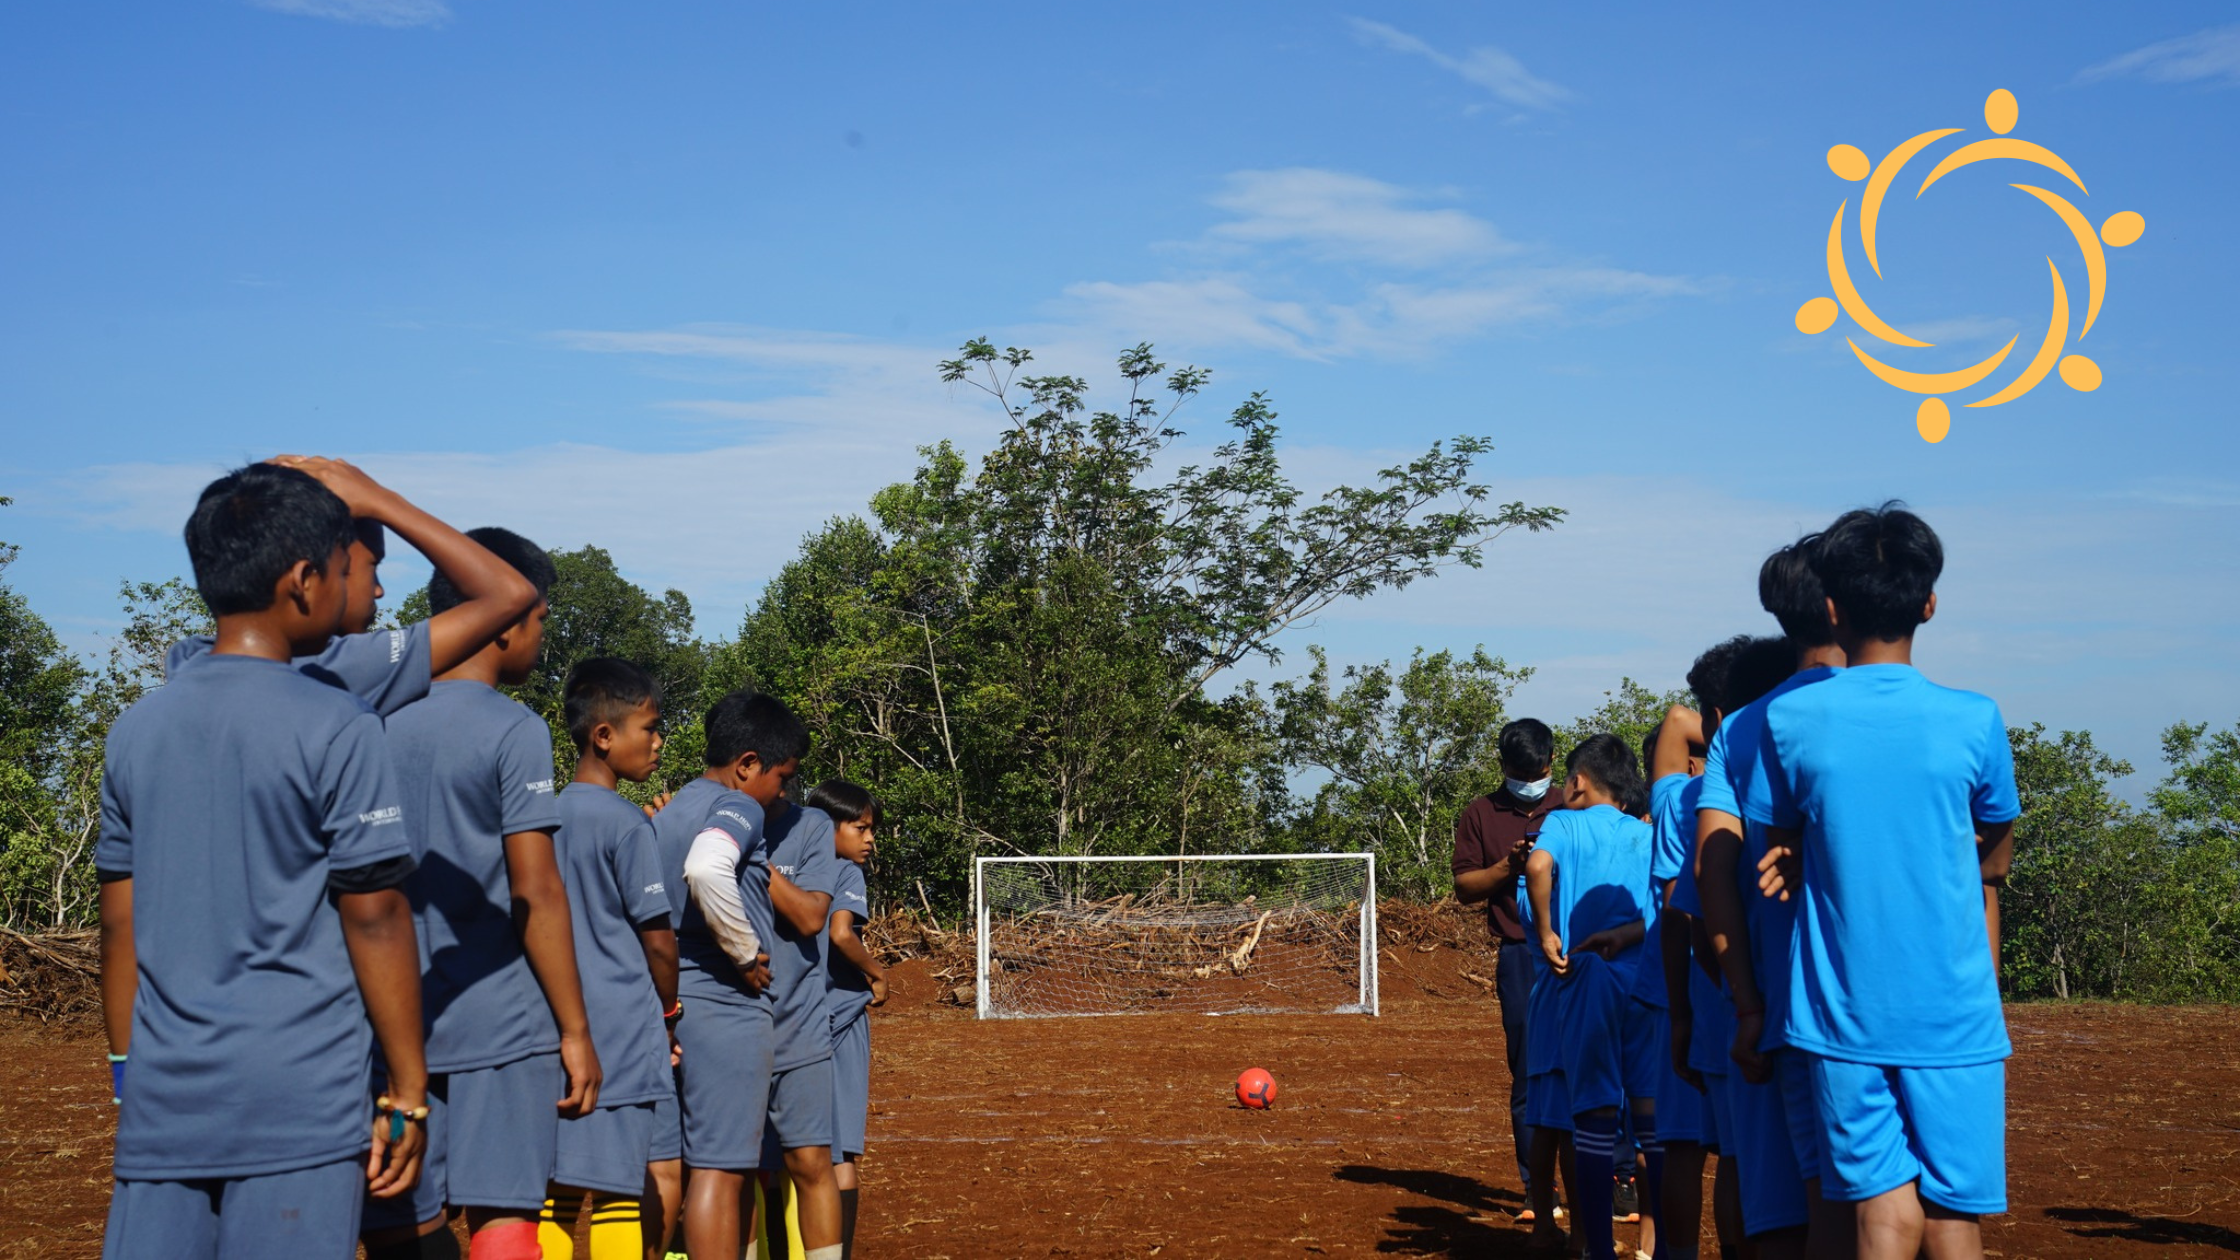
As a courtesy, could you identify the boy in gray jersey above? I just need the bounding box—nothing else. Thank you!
[361,528,600,1260]
[165,456,537,712]
[98,464,429,1260]
[752,797,844,1257]
[538,658,681,1260]
[810,780,885,1260]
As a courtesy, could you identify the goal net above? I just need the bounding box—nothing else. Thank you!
[972,853,1378,1018]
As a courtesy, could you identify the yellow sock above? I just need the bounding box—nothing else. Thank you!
[587,1195,642,1260]
[538,1195,577,1260]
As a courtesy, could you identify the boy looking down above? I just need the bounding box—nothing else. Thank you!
[362,528,600,1260]
[98,464,428,1260]
[1755,505,2018,1260]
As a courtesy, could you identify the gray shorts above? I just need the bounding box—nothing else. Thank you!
[105,1156,364,1260]
[649,1079,682,1163]
[759,1057,837,1167]
[830,1016,870,1162]
[362,1051,562,1230]
[554,1102,658,1196]
[674,997,775,1172]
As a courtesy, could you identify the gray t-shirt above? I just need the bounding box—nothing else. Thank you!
[554,782,673,1108]
[166,623,432,718]
[825,859,874,1038]
[386,680,563,1071]
[652,777,773,1008]
[764,803,840,1071]
[97,653,414,1180]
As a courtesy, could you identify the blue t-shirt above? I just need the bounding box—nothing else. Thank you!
[1756,663,2020,1067]
[97,653,414,1180]
[765,804,841,1071]
[554,782,674,1108]
[166,623,432,718]
[386,680,563,1072]
[1629,773,1696,1010]
[1531,804,1655,990]
[826,860,875,1038]
[1697,666,1837,1050]
[652,777,774,1009]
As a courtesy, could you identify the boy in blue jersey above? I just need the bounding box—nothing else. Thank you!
[652,691,799,1260]
[1753,505,2019,1260]
[810,780,888,1260]
[1524,734,1655,1260]
[1699,543,1850,1260]
[1519,857,1580,1254]
[1664,797,1745,1260]
[97,464,429,1260]
[751,786,846,1260]
[166,456,538,714]
[539,659,681,1260]
[363,528,603,1260]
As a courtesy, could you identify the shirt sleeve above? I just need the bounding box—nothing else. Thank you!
[95,737,132,876]
[161,635,213,683]
[1972,702,2022,824]
[1756,709,1805,829]
[1695,726,1739,817]
[1451,799,1491,876]
[296,624,433,719]
[320,708,415,871]
[495,713,562,835]
[683,827,763,967]
[615,819,673,928]
[706,798,769,869]
[831,863,869,924]
[789,813,843,897]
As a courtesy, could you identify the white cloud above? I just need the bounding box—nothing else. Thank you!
[2077,24,2240,86]
[1057,278,1323,356]
[1205,169,1510,268]
[1348,18,1575,110]
[247,0,451,26]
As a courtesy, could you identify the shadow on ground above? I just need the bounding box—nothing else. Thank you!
[2044,1206,2240,1253]
[1337,1165,1540,1256]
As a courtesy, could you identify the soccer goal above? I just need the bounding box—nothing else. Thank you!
[972,853,1378,1019]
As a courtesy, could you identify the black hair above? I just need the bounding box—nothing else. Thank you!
[702,689,811,770]
[1639,726,1659,777]
[1497,718,1555,778]
[1760,535,1836,647]
[1813,503,1943,641]
[563,657,662,751]
[428,527,556,614]
[1685,634,1754,717]
[1723,635,1798,714]
[184,463,355,616]
[1564,732,1645,807]
[806,779,883,828]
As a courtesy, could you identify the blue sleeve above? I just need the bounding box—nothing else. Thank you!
[320,710,414,871]
[615,819,673,927]
[298,624,432,719]
[1649,775,1689,881]
[95,736,132,875]
[708,796,768,868]
[495,714,562,834]
[832,863,869,924]
[1756,710,1805,829]
[1973,702,2021,824]
[1667,852,1702,917]
[792,815,843,897]
[1696,725,1739,817]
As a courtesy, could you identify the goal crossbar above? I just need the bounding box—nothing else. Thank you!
[973,853,1379,1020]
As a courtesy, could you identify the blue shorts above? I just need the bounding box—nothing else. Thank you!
[1808,1055,2006,1214]
[1556,961,1655,1115]
[1700,1069,1730,1155]
[650,1080,682,1164]
[674,997,775,1172]
[1655,1042,1708,1145]
[761,1056,837,1161]
[554,1102,658,1197]
[105,1157,364,1260]
[1526,1071,1573,1132]
[1627,1000,1668,1101]
[1774,1049,1823,1180]
[830,1015,870,1162]
[363,1051,562,1230]
[1728,1069,1809,1235]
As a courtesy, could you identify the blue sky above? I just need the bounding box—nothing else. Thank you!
[3,2,2237,791]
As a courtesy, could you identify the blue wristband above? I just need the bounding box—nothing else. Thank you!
[107,1053,127,1104]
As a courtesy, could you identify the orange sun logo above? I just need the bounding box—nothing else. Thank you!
[1796,89,2144,443]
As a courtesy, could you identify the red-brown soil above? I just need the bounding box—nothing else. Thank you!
[3,943,2235,1258]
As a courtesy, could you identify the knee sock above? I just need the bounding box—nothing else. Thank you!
[839,1186,859,1260]
[539,1194,578,1260]
[366,1230,462,1260]
[804,1250,842,1260]
[466,1220,543,1260]
[1573,1112,1620,1260]
[586,1195,642,1260]
[1634,1111,1663,1256]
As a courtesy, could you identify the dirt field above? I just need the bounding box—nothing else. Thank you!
[3,945,2235,1259]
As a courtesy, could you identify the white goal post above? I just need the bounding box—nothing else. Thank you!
[972,853,1379,1019]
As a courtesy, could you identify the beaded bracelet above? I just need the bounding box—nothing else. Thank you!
[376,1094,431,1143]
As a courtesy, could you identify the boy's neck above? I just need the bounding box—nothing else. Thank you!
[1797,643,1847,671]
[1839,632,1915,667]
[435,641,505,686]
[211,613,314,663]
[573,753,619,791]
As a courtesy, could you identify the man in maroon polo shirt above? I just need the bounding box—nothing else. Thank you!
[1453,718,1559,1207]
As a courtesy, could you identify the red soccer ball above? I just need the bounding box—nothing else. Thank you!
[1236,1067,1278,1110]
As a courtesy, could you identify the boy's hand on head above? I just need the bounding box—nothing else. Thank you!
[268,455,393,518]
[1756,844,1801,901]
[555,1030,603,1119]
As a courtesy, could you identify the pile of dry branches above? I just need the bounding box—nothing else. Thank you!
[0,927,101,1027]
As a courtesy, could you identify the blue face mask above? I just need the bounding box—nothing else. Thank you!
[1506,775,1552,803]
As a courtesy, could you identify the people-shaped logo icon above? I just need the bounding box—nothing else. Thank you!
[1795,90,2144,443]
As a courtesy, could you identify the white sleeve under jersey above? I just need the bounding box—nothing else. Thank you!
[682,826,763,969]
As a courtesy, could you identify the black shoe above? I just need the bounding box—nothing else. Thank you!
[1612,1176,1640,1222]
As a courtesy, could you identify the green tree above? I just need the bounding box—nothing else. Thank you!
[1273,646,1530,896]
[2137,720,2240,1001]
[2001,724,2146,999]
[1551,677,1692,785]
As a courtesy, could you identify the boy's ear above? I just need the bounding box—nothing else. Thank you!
[1824,595,1843,631]
[590,721,615,754]
[279,558,317,612]
[1920,591,1937,625]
